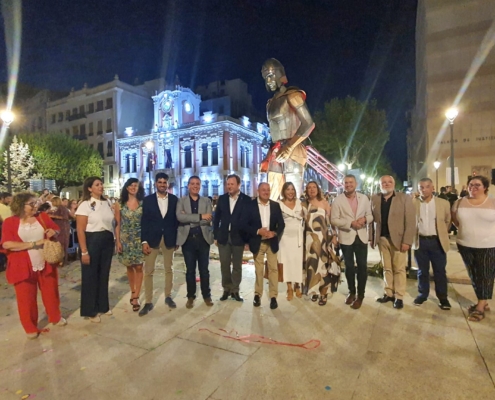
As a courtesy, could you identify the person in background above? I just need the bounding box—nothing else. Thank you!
[1,192,67,338]
[459,185,468,198]
[115,178,145,312]
[0,192,13,272]
[76,177,115,323]
[438,187,448,201]
[452,175,495,322]
[61,198,69,208]
[49,196,71,266]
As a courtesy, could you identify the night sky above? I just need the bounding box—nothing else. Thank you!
[0,0,417,180]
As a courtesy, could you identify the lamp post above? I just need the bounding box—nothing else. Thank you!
[145,140,154,194]
[445,108,458,191]
[433,161,441,195]
[1,110,15,192]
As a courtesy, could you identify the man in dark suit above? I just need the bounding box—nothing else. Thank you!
[243,183,285,309]
[139,172,179,316]
[213,174,251,302]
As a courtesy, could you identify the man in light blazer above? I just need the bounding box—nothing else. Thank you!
[412,178,452,310]
[371,175,416,309]
[177,176,214,309]
[242,183,285,310]
[331,174,373,309]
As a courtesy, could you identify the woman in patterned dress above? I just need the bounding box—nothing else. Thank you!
[302,181,334,306]
[115,178,145,312]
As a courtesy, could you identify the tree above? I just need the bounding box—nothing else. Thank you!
[21,133,103,193]
[1,135,39,192]
[310,96,391,177]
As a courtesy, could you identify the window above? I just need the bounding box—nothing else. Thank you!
[184,146,192,168]
[97,143,104,158]
[212,180,219,196]
[72,108,77,116]
[58,112,63,122]
[125,154,130,173]
[202,143,208,166]
[97,120,103,135]
[72,126,79,135]
[107,140,113,157]
[246,149,250,168]
[80,124,86,135]
[165,149,173,169]
[131,153,137,173]
[51,114,56,124]
[65,110,70,120]
[88,103,94,114]
[79,105,85,115]
[241,180,247,194]
[241,147,246,168]
[211,143,218,165]
[202,180,209,197]
[106,98,113,109]
[96,100,103,111]
[106,118,112,133]
[88,122,94,136]
[109,165,114,183]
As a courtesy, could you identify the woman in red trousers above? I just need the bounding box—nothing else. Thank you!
[1,192,67,339]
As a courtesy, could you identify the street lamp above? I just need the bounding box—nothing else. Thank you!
[445,107,458,191]
[1,109,15,192]
[145,140,154,194]
[337,163,346,172]
[433,161,441,195]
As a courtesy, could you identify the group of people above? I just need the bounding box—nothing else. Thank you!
[1,171,494,338]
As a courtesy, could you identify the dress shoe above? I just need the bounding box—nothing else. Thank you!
[253,294,261,307]
[165,297,177,309]
[139,303,154,317]
[186,298,194,309]
[204,298,214,307]
[220,291,230,301]
[413,296,427,306]
[351,297,363,309]
[345,294,356,305]
[376,294,395,303]
[231,292,244,302]
[439,299,451,310]
[270,297,278,310]
[393,299,404,309]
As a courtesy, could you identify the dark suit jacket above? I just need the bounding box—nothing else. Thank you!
[213,192,251,246]
[242,198,285,254]
[141,193,179,248]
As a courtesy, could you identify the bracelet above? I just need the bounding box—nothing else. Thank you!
[81,251,89,256]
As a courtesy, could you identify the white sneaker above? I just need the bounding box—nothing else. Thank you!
[89,315,101,323]
[53,317,68,326]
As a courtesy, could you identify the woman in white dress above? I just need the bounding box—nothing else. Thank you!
[278,182,304,300]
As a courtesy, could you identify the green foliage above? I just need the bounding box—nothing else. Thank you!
[311,96,392,177]
[20,132,103,193]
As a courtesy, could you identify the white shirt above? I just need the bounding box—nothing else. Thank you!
[455,197,495,248]
[228,192,239,231]
[76,197,115,232]
[18,221,45,271]
[157,193,169,218]
[418,198,437,236]
[258,199,271,229]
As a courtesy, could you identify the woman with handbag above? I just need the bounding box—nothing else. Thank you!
[76,177,115,323]
[1,192,67,339]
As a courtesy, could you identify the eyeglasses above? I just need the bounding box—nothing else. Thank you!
[25,201,37,207]
[468,183,483,188]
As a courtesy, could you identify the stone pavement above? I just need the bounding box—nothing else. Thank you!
[0,245,493,400]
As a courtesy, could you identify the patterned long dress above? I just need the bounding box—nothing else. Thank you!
[303,202,331,296]
[118,203,144,267]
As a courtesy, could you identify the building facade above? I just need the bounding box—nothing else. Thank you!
[412,0,495,190]
[117,85,269,197]
[45,76,164,196]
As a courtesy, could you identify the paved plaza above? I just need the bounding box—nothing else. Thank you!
[0,244,494,400]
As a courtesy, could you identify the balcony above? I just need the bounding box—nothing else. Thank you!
[68,113,86,122]
[97,130,103,135]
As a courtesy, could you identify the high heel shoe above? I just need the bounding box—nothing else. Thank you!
[318,294,328,306]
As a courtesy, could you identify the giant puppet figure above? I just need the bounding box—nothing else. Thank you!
[260,58,315,200]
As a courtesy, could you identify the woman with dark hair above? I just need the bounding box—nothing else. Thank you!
[302,181,334,306]
[76,177,115,323]
[278,182,304,300]
[452,175,495,322]
[1,192,66,338]
[115,178,145,312]
[49,196,71,266]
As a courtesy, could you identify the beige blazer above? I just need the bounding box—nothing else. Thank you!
[370,192,416,249]
[331,192,373,245]
[412,197,451,254]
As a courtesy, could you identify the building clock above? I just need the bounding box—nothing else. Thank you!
[161,96,173,113]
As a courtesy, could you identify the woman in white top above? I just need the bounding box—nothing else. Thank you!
[452,175,495,322]
[278,182,304,300]
[1,192,67,339]
[76,177,115,323]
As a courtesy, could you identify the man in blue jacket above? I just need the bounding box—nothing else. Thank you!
[139,173,179,316]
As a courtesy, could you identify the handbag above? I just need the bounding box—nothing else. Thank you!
[264,261,284,283]
[38,215,64,265]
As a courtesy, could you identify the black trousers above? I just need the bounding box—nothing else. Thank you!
[80,230,114,317]
[340,236,368,298]
[182,233,211,299]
